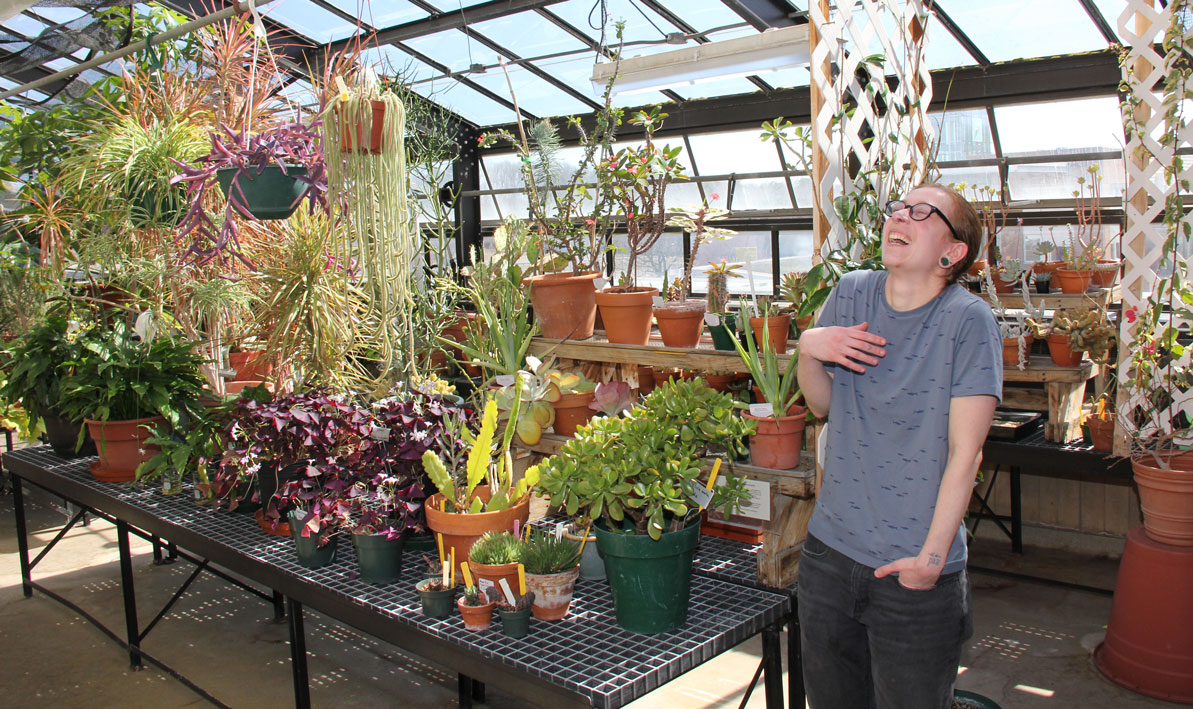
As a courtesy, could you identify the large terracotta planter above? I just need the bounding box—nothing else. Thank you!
[653,301,706,348]
[749,315,791,354]
[425,486,531,578]
[551,390,596,436]
[742,407,807,470]
[1132,453,1193,547]
[525,271,600,340]
[595,287,658,345]
[1054,268,1093,294]
[526,567,580,621]
[1002,335,1033,366]
[1045,332,1082,367]
[1087,414,1115,453]
[84,416,166,482]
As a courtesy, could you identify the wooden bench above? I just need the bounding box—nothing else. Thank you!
[1001,356,1101,442]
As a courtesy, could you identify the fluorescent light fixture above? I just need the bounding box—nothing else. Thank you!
[592,25,810,96]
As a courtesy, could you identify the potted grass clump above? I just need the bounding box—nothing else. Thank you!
[534,379,753,633]
[467,531,526,602]
[522,528,581,621]
[728,317,805,470]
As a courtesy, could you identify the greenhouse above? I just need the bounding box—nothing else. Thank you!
[0,0,1190,707]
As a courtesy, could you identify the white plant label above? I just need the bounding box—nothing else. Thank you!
[704,313,721,327]
[525,355,542,372]
[715,477,772,520]
[495,374,515,387]
[478,577,496,598]
[749,403,774,417]
[369,426,391,441]
[555,521,566,540]
[594,277,607,290]
[498,577,518,605]
[688,485,714,509]
[652,295,664,306]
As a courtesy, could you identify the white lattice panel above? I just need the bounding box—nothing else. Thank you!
[810,0,934,256]
[1117,0,1193,447]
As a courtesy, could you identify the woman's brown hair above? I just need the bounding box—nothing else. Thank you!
[913,182,983,284]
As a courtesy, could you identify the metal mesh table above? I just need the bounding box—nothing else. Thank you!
[5,446,790,708]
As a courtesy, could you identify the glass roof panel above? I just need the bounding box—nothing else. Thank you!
[422,0,494,10]
[320,0,427,29]
[994,96,1123,155]
[1091,0,1126,41]
[26,7,87,24]
[924,18,978,69]
[1,14,48,38]
[944,0,1108,63]
[469,11,588,61]
[402,28,501,74]
[414,80,517,127]
[654,0,751,33]
[687,128,783,176]
[466,63,592,118]
[530,53,670,106]
[262,0,362,44]
[362,44,440,83]
[930,108,996,162]
[548,0,680,50]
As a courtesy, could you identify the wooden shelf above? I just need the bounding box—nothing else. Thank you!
[528,334,780,374]
[983,283,1120,310]
[1003,357,1099,383]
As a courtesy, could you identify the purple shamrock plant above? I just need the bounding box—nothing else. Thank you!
[171,121,328,268]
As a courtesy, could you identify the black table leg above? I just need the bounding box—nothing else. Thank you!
[761,623,783,708]
[152,536,164,565]
[12,475,32,598]
[272,590,286,622]
[1010,465,1023,554]
[286,597,312,709]
[472,678,485,703]
[788,601,804,709]
[116,520,143,670]
[457,674,475,708]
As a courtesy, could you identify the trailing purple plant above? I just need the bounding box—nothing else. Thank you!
[171,121,328,267]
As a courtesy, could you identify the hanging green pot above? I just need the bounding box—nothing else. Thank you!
[708,313,739,352]
[353,531,406,585]
[288,511,338,569]
[595,519,701,634]
[216,165,308,220]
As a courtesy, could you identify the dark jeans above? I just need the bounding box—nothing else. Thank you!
[797,533,973,709]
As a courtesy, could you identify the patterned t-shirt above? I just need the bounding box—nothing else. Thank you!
[807,269,1002,574]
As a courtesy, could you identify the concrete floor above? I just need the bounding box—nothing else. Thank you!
[0,483,1178,708]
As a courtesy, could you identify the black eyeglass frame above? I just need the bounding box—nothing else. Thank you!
[884,200,961,242]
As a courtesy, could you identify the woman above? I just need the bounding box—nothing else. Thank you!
[795,183,1001,708]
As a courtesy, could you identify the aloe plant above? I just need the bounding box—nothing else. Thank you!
[728,317,800,419]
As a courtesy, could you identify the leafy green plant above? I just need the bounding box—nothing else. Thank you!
[728,319,800,418]
[522,529,580,575]
[441,244,537,380]
[0,311,79,427]
[468,531,526,565]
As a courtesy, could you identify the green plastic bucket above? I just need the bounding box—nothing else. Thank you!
[216,165,308,220]
[708,313,739,351]
[288,512,338,569]
[595,519,701,634]
[353,532,405,585]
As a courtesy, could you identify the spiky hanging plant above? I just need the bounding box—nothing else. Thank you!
[321,68,417,390]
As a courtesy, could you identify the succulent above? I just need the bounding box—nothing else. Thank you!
[705,260,742,314]
[468,531,526,565]
[589,381,635,416]
[494,359,595,446]
[1050,308,1116,364]
[1035,271,1053,284]
[522,529,580,575]
[461,585,488,606]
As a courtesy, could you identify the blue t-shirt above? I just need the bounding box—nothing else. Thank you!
[808,269,1002,574]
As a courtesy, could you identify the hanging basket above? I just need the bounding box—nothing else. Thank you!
[216,165,309,220]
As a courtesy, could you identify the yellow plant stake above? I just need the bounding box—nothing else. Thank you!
[517,563,526,596]
[699,458,723,513]
[462,562,473,589]
[577,524,592,559]
[450,549,456,587]
[1096,398,1107,420]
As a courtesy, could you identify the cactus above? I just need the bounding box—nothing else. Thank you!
[705,260,741,314]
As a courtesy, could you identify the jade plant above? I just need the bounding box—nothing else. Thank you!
[535,379,753,539]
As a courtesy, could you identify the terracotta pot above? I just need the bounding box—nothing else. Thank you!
[992,277,1016,294]
[551,390,597,436]
[442,310,482,377]
[224,380,276,395]
[84,416,166,482]
[743,407,807,470]
[966,259,988,278]
[637,365,655,395]
[703,373,737,393]
[457,595,495,631]
[1132,452,1193,546]
[595,287,659,345]
[1032,260,1065,275]
[525,271,600,340]
[526,567,580,621]
[795,314,814,332]
[255,508,292,537]
[228,350,272,382]
[750,388,803,415]
[469,560,521,603]
[653,300,706,348]
[1093,259,1120,287]
[652,369,696,388]
[1054,269,1093,294]
[1087,414,1115,453]
[339,99,392,154]
[749,315,791,355]
[1045,332,1083,367]
[1002,335,1033,366]
[425,486,531,578]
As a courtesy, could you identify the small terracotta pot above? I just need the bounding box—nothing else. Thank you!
[1087,414,1115,453]
[457,595,495,631]
[966,259,988,279]
[255,508,292,537]
[653,300,706,348]
[1046,332,1083,367]
[425,486,530,579]
[551,390,597,436]
[469,560,521,603]
[703,373,737,393]
[595,287,659,345]
[85,416,166,482]
[795,314,814,332]
[339,99,393,154]
[1002,335,1033,366]
[743,407,807,470]
[1132,452,1193,546]
[1032,260,1065,276]
[992,277,1016,294]
[1093,260,1120,287]
[749,315,791,354]
[525,271,600,340]
[224,380,275,395]
[1054,269,1093,294]
[526,567,580,621]
[228,350,272,382]
[652,369,696,388]
[637,365,655,395]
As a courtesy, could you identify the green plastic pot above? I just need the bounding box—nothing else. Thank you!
[405,533,437,552]
[353,531,406,585]
[288,512,338,569]
[216,165,308,220]
[595,519,701,634]
[953,689,1002,708]
[496,606,532,638]
[708,313,739,351]
[416,580,457,619]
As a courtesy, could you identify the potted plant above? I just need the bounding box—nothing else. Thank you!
[999,319,1034,369]
[743,295,791,355]
[534,379,753,633]
[467,531,526,602]
[1086,395,1116,453]
[728,319,805,470]
[421,396,538,577]
[547,369,597,437]
[494,586,534,638]
[1040,307,1115,368]
[705,260,744,351]
[1034,270,1053,294]
[653,203,735,347]
[456,580,495,631]
[563,523,604,581]
[595,108,687,345]
[347,470,417,585]
[779,270,816,332]
[1055,172,1104,294]
[416,574,457,619]
[57,317,207,482]
[522,528,581,621]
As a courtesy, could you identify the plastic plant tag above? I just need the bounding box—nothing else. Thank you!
[749,403,774,417]
[369,426,391,441]
[498,577,517,606]
[652,295,665,307]
[495,374,515,387]
[450,549,456,587]
[517,564,527,595]
[704,313,721,327]
[594,277,607,290]
[688,485,714,509]
[525,355,543,372]
[555,521,565,540]
[461,562,474,589]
